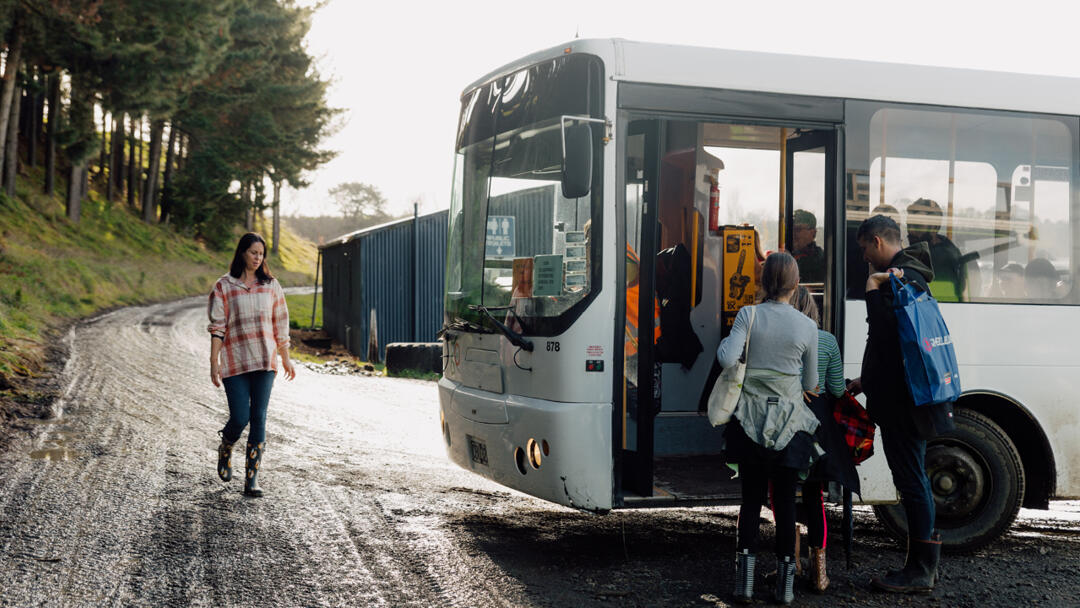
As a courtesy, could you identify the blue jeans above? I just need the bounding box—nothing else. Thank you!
[221,371,276,444]
[881,425,935,541]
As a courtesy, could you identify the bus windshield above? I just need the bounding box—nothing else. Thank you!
[445,53,604,335]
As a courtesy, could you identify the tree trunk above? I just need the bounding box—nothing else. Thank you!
[63,74,94,221]
[251,182,257,232]
[136,117,142,200]
[4,72,22,198]
[242,182,252,231]
[142,119,163,223]
[159,122,177,224]
[109,112,124,200]
[66,164,85,222]
[30,66,42,169]
[43,72,59,195]
[98,112,108,179]
[0,19,24,173]
[272,181,281,254]
[126,116,136,208]
[18,67,31,163]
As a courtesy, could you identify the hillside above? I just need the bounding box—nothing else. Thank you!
[283,213,409,246]
[0,166,318,409]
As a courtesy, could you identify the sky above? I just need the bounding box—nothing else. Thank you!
[283,0,1080,219]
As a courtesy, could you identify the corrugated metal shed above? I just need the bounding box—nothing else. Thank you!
[320,209,448,361]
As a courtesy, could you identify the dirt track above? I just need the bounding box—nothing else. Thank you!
[1,296,1078,607]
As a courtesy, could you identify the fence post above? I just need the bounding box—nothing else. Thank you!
[368,308,379,364]
[413,202,419,342]
[310,249,321,330]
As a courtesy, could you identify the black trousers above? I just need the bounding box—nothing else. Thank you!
[802,481,827,548]
[881,425,935,541]
[737,459,799,558]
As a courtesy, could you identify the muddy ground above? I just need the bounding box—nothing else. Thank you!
[0,296,1078,607]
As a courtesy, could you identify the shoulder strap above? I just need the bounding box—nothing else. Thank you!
[741,305,755,361]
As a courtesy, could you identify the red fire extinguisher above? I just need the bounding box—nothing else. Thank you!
[708,177,720,232]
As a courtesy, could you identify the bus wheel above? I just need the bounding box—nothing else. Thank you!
[872,408,1025,553]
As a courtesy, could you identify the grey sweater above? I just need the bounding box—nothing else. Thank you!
[717,301,820,452]
[716,300,818,391]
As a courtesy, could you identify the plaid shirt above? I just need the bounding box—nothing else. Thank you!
[207,274,290,379]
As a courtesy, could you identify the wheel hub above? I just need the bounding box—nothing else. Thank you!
[927,443,987,519]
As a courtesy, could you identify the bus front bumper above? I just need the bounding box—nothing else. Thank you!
[438,377,613,512]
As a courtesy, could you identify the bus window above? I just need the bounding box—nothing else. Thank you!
[847,103,1075,304]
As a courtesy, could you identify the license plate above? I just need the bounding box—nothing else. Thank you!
[468,436,488,466]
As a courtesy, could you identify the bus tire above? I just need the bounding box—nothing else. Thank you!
[872,408,1025,554]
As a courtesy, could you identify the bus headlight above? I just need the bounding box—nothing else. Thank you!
[527,438,542,469]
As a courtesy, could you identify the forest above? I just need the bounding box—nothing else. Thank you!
[0,0,337,249]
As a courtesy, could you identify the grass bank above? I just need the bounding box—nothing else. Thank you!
[285,292,322,330]
[0,167,318,390]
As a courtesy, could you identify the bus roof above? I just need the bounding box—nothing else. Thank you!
[464,38,1080,117]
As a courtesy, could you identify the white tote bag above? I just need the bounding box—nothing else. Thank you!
[707,306,755,427]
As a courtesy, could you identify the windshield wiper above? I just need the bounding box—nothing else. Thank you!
[438,315,492,338]
[471,304,532,335]
[469,305,534,352]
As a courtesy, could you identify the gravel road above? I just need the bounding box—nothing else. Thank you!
[1,296,1078,607]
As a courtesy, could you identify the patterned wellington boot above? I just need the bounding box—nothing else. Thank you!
[774,555,796,605]
[243,441,265,497]
[733,549,755,604]
[217,433,237,482]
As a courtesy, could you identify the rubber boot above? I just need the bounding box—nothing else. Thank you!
[733,549,755,604]
[774,555,796,605]
[808,546,829,593]
[880,536,912,581]
[217,433,237,482]
[243,441,265,497]
[871,533,941,593]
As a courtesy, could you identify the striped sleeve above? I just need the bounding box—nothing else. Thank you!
[818,330,845,398]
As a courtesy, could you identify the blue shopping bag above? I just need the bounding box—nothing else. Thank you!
[890,275,962,406]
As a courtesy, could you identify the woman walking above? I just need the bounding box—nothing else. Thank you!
[790,286,860,593]
[718,252,819,605]
[208,232,295,497]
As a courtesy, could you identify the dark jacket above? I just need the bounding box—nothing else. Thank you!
[655,244,703,369]
[861,242,956,439]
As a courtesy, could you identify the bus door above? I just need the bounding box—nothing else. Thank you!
[784,129,839,333]
[621,119,661,497]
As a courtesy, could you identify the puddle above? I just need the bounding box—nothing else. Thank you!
[29,448,76,461]
[27,424,81,461]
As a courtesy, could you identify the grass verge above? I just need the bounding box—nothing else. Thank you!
[286,292,321,330]
[385,368,441,381]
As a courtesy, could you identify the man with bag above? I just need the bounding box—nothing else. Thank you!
[848,214,955,594]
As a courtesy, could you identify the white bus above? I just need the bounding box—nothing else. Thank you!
[438,38,1079,551]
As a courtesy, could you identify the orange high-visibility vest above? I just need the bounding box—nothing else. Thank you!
[625,245,661,358]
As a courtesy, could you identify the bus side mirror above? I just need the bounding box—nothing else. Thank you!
[562,123,592,199]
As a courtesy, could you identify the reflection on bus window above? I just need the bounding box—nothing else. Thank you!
[846,104,1074,304]
[792,209,825,284]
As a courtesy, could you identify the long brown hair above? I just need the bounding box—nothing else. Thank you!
[791,285,819,326]
[760,251,799,302]
[229,232,274,283]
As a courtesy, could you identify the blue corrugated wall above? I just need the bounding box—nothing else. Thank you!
[320,210,448,361]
